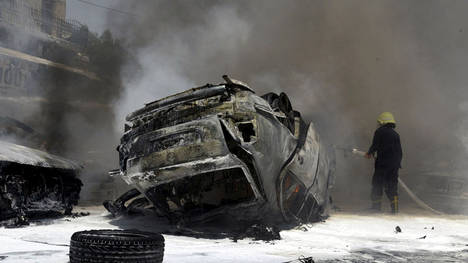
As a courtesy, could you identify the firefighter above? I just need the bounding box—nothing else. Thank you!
[365,112,403,213]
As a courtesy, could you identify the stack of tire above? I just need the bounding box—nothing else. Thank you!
[70,229,164,263]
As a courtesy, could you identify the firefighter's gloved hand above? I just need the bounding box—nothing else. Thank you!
[365,153,373,159]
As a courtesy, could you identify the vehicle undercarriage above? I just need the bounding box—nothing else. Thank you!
[106,76,335,226]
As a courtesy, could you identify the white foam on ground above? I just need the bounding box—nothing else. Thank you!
[0,206,467,262]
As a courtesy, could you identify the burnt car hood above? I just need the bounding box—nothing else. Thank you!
[0,140,81,170]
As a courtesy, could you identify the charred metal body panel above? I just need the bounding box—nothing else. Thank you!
[0,141,82,224]
[115,76,334,223]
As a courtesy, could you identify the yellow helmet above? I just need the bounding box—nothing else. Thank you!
[377,112,396,125]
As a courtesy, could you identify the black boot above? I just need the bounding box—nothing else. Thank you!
[390,196,398,214]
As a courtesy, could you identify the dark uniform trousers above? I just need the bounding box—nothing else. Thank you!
[371,167,399,211]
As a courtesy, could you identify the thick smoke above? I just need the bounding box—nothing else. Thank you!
[0,4,126,201]
[106,0,468,211]
[30,32,128,202]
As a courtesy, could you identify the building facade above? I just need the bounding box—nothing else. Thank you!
[0,0,72,36]
[0,0,91,119]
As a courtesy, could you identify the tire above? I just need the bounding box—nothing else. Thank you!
[69,229,164,263]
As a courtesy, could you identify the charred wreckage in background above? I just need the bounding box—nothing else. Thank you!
[105,76,335,225]
[0,117,82,225]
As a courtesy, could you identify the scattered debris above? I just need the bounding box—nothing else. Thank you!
[295,225,309,232]
[395,226,402,233]
[283,256,315,263]
[3,219,28,228]
[68,212,90,218]
[233,223,281,242]
[103,188,151,217]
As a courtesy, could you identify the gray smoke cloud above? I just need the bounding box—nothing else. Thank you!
[0,0,128,202]
[106,0,468,212]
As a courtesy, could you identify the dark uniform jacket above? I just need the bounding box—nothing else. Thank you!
[367,123,403,169]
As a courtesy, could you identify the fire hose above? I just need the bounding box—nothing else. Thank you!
[348,148,445,215]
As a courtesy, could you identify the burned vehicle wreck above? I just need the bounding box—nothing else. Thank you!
[109,76,335,224]
[0,119,82,225]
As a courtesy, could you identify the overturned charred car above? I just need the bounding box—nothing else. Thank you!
[110,76,335,224]
[0,118,82,225]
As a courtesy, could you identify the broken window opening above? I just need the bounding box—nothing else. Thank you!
[260,92,296,134]
[145,168,255,217]
[221,123,263,196]
[237,122,255,143]
[124,123,131,132]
